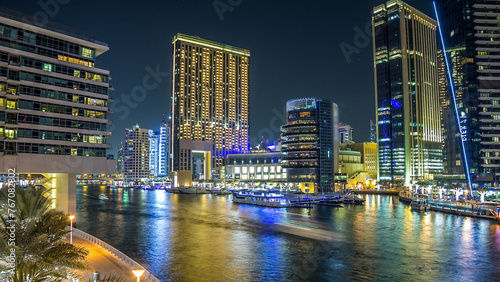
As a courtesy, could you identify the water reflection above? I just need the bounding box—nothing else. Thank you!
[76,186,500,281]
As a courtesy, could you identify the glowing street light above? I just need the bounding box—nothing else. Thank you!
[132,269,145,282]
[68,215,75,244]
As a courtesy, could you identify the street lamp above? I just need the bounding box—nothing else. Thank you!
[132,269,145,282]
[68,215,75,244]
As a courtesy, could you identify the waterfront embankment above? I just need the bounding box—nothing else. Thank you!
[70,228,160,281]
[349,188,403,195]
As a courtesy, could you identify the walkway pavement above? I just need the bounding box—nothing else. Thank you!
[70,234,138,282]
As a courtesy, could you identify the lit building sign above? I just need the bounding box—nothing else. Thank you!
[459,111,467,142]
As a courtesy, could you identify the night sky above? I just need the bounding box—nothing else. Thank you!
[3,0,435,155]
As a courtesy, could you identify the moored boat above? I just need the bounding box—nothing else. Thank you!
[232,190,293,207]
[411,200,429,212]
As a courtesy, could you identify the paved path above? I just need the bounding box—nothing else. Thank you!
[71,234,138,282]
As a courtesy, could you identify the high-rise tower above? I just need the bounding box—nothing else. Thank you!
[0,7,115,215]
[436,0,500,186]
[372,0,444,185]
[171,34,250,184]
[281,98,339,193]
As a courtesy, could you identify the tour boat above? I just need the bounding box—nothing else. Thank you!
[342,194,365,204]
[98,194,109,201]
[232,190,293,207]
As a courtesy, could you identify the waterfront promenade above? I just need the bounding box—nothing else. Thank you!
[398,191,500,222]
[69,228,160,281]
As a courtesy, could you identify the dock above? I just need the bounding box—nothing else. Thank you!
[398,193,500,222]
[349,189,403,195]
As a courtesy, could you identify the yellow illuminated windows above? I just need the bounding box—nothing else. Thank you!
[81,47,94,59]
[0,98,5,107]
[7,86,16,95]
[72,108,78,116]
[6,100,17,109]
[5,129,15,139]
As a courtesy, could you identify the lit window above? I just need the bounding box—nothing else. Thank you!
[81,47,94,59]
[42,63,54,72]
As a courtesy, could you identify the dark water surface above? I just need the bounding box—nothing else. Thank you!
[76,185,500,281]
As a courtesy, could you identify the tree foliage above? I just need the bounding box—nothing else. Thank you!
[0,186,92,281]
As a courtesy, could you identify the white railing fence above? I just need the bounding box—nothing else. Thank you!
[71,227,161,282]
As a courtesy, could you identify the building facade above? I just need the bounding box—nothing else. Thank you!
[372,0,444,185]
[0,7,115,215]
[158,116,170,177]
[124,124,150,183]
[369,120,377,143]
[171,33,250,181]
[339,123,353,144]
[281,98,339,193]
[149,129,158,177]
[117,143,124,175]
[436,0,500,186]
[223,152,285,183]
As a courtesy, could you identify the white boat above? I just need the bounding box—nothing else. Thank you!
[98,194,109,201]
[178,187,210,194]
[232,190,293,207]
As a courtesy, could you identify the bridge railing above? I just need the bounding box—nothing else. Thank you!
[71,228,160,282]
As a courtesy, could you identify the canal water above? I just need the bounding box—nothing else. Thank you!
[76,185,500,281]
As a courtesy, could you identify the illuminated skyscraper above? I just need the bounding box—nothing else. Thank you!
[117,143,124,175]
[171,33,250,181]
[281,98,339,193]
[436,0,500,186]
[124,124,150,183]
[158,116,170,177]
[149,129,158,176]
[339,123,353,144]
[372,1,443,185]
[369,120,377,143]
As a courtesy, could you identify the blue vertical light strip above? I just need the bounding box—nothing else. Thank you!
[433,2,473,193]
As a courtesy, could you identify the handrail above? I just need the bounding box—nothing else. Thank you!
[71,227,160,282]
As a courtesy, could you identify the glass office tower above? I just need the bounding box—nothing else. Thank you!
[436,0,500,186]
[372,0,444,185]
[281,98,338,193]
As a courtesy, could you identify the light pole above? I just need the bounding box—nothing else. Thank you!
[133,269,145,282]
[69,215,75,244]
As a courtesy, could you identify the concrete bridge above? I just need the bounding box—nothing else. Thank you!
[0,154,116,217]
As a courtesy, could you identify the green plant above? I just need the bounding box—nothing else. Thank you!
[0,186,92,281]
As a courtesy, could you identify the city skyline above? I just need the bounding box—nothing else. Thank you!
[1,0,435,156]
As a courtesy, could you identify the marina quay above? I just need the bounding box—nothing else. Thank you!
[1,0,500,281]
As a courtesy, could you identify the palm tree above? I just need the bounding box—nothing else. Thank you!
[0,186,93,281]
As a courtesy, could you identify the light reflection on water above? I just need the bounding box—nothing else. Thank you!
[77,186,500,281]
